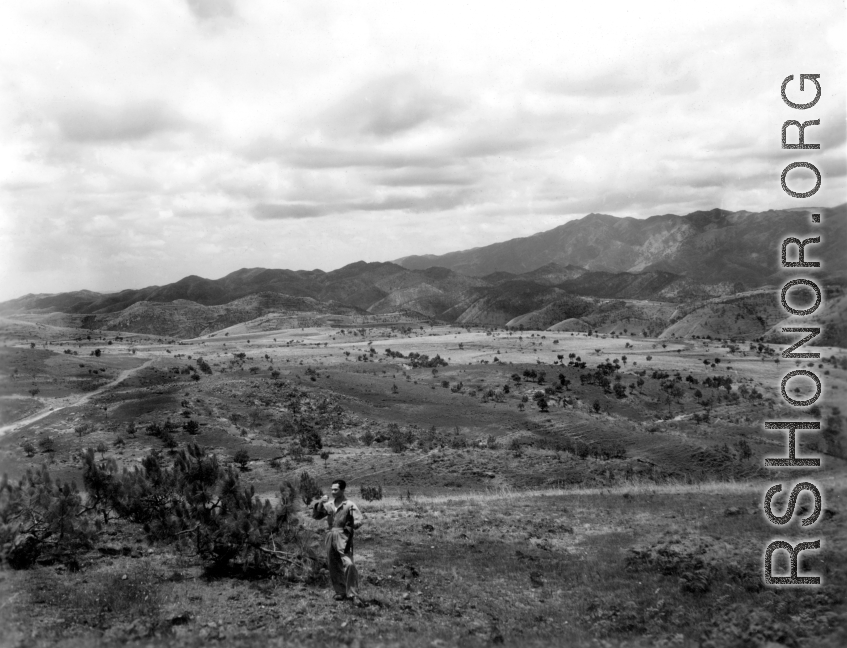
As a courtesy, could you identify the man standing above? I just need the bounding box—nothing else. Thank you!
[312,479,364,603]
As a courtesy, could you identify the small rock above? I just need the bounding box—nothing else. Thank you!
[724,507,742,517]
[99,543,123,556]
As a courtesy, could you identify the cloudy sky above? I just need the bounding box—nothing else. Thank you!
[0,1,844,301]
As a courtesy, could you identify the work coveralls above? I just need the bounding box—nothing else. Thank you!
[312,497,364,599]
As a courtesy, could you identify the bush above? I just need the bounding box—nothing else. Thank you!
[79,444,320,577]
[387,423,411,453]
[298,426,323,453]
[298,471,322,506]
[160,429,178,449]
[1,466,96,568]
[360,484,383,501]
[37,436,55,454]
[449,432,467,449]
[233,449,250,470]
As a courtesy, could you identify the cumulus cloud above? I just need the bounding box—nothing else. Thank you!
[57,101,185,142]
[0,0,844,300]
[253,187,473,220]
[185,0,235,21]
[321,73,458,138]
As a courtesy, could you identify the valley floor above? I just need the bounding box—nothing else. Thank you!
[0,321,845,647]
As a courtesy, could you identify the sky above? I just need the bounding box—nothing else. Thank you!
[0,0,845,301]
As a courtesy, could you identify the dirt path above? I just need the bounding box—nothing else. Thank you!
[0,358,154,437]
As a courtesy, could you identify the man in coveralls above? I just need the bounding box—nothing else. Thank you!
[312,479,364,603]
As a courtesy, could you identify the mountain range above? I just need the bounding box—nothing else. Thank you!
[3,205,845,344]
[395,205,846,283]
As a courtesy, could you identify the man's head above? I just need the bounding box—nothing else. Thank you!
[331,479,347,498]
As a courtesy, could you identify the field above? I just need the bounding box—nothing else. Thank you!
[0,316,845,647]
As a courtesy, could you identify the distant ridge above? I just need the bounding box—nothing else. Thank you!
[394,204,847,284]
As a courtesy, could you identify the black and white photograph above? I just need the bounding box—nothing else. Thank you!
[0,2,845,646]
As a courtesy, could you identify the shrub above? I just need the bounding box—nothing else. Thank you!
[160,429,178,449]
[298,425,323,453]
[298,471,322,506]
[387,422,410,453]
[233,449,250,470]
[449,431,467,449]
[1,466,96,568]
[360,484,383,501]
[80,444,319,577]
[37,437,55,454]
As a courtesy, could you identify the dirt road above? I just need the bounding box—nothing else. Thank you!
[0,358,154,437]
